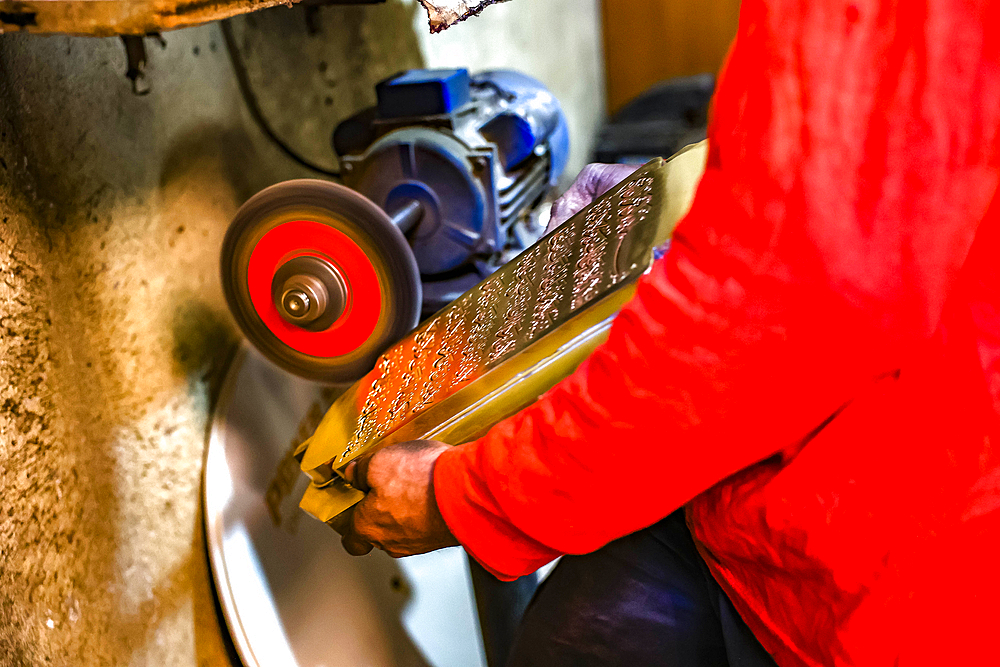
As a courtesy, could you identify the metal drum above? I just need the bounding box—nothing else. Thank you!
[203,346,487,667]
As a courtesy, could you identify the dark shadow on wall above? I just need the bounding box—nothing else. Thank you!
[159,125,265,211]
[159,124,248,401]
[171,297,238,404]
[230,0,426,176]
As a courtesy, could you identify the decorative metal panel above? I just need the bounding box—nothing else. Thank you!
[297,142,708,527]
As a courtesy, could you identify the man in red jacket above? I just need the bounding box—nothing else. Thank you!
[339,0,1000,664]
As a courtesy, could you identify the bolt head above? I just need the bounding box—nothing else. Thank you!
[270,256,347,331]
[278,276,327,325]
[282,290,310,316]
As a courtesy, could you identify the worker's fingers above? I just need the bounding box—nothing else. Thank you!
[340,454,376,554]
[344,460,360,489]
[340,505,375,556]
[326,510,351,536]
[344,453,373,492]
[342,532,375,556]
[548,187,591,231]
[547,163,641,233]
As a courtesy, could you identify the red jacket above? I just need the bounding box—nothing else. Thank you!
[434,1,1000,664]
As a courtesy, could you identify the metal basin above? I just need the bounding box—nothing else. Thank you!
[203,346,487,667]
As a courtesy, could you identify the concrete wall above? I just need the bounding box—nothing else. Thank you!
[0,2,604,665]
[230,0,605,178]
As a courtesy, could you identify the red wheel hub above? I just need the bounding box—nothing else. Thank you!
[247,220,382,358]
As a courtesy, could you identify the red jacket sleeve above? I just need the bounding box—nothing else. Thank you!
[434,0,1000,580]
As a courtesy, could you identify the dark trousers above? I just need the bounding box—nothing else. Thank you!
[505,510,778,667]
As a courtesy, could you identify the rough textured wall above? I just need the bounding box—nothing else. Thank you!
[0,2,603,665]
[228,0,605,178]
[0,26,261,667]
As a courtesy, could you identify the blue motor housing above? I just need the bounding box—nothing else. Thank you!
[333,68,570,314]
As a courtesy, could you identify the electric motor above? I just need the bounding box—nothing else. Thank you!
[221,68,569,383]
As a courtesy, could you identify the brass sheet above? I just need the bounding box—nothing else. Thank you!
[297,142,708,525]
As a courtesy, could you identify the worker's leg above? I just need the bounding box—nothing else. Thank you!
[505,510,776,667]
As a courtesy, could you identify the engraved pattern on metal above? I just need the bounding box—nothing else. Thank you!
[343,352,393,459]
[412,317,442,414]
[471,277,503,358]
[298,149,715,521]
[489,246,540,364]
[571,197,614,309]
[329,166,666,471]
[444,305,470,382]
[332,167,661,465]
[612,176,654,283]
[390,345,418,427]
[530,226,575,337]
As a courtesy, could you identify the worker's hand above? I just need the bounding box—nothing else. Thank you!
[339,440,459,558]
[546,163,641,233]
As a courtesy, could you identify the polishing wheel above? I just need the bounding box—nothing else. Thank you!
[222,179,422,383]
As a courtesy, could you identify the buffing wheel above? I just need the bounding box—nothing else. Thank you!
[221,179,422,383]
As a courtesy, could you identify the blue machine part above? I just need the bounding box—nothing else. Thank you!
[344,129,491,277]
[376,68,472,118]
[474,70,570,186]
[335,68,570,314]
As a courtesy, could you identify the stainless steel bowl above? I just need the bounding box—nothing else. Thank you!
[203,346,487,667]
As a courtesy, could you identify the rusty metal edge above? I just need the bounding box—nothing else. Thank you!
[0,0,303,37]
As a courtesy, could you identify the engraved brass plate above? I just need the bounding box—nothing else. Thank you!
[297,143,708,526]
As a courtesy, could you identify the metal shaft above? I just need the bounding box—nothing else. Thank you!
[388,199,424,234]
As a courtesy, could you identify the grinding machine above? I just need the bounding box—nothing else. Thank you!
[212,65,709,667]
[292,144,708,527]
[221,67,570,383]
[209,67,577,667]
